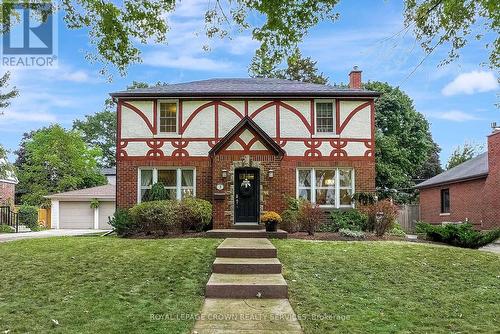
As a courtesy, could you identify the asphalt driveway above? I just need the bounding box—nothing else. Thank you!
[0,229,111,243]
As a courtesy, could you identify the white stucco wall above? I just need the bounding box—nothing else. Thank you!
[119,98,373,157]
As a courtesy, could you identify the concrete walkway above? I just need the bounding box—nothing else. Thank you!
[192,238,303,333]
[479,243,500,254]
[0,229,110,243]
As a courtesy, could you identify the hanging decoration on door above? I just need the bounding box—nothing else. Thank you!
[239,178,252,197]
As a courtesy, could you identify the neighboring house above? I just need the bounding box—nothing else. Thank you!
[416,126,500,230]
[46,184,115,229]
[0,158,18,205]
[102,167,116,185]
[110,69,379,229]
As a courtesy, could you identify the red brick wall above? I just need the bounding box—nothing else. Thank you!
[0,181,15,205]
[419,179,486,228]
[117,156,375,229]
[419,130,500,229]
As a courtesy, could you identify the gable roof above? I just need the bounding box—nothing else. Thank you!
[45,184,115,200]
[415,152,488,189]
[209,116,285,156]
[110,78,380,98]
[0,158,18,184]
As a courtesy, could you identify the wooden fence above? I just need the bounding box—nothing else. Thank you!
[397,204,420,233]
[38,208,51,228]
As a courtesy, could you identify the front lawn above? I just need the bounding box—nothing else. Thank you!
[0,237,221,333]
[274,240,500,334]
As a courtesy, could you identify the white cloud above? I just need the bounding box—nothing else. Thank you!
[0,110,57,122]
[430,110,483,122]
[442,71,499,96]
[142,52,234,71]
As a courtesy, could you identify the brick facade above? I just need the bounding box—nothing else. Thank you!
[117,155,375,229]
[0,181,15,205]
[419,130,500,229]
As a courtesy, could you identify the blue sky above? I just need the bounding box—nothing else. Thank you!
[1,0,498,165]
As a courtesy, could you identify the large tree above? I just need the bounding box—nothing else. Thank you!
[364,81,438,201]
[446,142,483,170]
[250,49,329,84]
[1,1,340,76]
[16,125,107,206]
[73,109,116,168]
[404,0,499,69]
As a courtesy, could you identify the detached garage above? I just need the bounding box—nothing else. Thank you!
[46,184,115,230]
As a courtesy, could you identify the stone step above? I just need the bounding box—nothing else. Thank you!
[205,273,288,299]
[207,229,287,239]
[213,257,282,274]
[232,223,265,230]
[216,238,277,258]
[192,298,303,333]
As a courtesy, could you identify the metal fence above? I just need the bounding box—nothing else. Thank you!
[0,206,19,232]
[397,204,420,233]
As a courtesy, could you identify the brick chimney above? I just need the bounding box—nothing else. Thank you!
[349,66,362,89]
[482,122,500,228]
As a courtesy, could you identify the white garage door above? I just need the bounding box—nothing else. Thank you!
[98,201,115,229]
[59,201,93,229]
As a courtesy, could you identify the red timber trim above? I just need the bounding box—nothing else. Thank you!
[338,101,371,134]
[215,102,219,140]
[249,100,312,134]
[117,154,374,162]
[244,100,249,116]
[310,99,315,136]
[370,100,375,141]
[178,99,183,134]
[180,100,244,134]
[121,101,156,134]
[335,99,341,132]
[275,103,280,139]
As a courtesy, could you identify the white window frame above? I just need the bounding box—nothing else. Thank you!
[158,99,179,134]
[137,167,196,203]
[314,99,336,134]
[296,168,355,208]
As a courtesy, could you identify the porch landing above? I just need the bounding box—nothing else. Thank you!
[206,229,288,239]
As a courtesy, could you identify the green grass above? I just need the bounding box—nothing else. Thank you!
[274,240,500,334]
[0,237,221,333]
[0,224,14,233]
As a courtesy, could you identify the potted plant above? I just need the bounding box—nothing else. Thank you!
[260,211,282,232]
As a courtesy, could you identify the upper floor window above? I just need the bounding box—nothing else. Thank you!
[297,168,354,208]
[159,101,177,133]
[440,188,450,214]
[316,100,335,133]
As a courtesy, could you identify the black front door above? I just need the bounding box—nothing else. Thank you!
[234,168,260,223]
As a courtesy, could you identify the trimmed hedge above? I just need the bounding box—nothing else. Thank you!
[320,209,368,232]
[112,198,213,237]
[18,205,39,230]
[416,222,500,249]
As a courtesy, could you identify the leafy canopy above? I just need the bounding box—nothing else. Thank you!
[73,110,116,168]
[364,81,438,201]
[404,0,500,68]
[1,1,340,76]
[250,49,329,84]
[0,72,18,114]
[16,124,107,206]
[446,142,483,170]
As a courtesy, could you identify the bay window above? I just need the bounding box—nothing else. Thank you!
[138,168,195,202]
[296,168,355,208]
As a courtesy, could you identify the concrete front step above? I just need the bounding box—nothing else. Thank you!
[192,298,303,333]
[216,238,277,258]
[213,257,282,274]
[205,273,288,299]
[232,223,265,230]
[207,229,288,239]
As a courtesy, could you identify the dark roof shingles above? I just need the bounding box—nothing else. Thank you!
[415,152,488,189]
[110,78,379,98]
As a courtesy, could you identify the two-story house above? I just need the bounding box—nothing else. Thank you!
[110,68,379,229]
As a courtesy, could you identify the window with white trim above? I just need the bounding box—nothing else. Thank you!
[138,168,195,202]
[296,168,354,208]
[315,100,335,133]
[159,101,177,133]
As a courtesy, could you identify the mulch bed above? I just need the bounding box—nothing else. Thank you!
[287,232,406,241]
